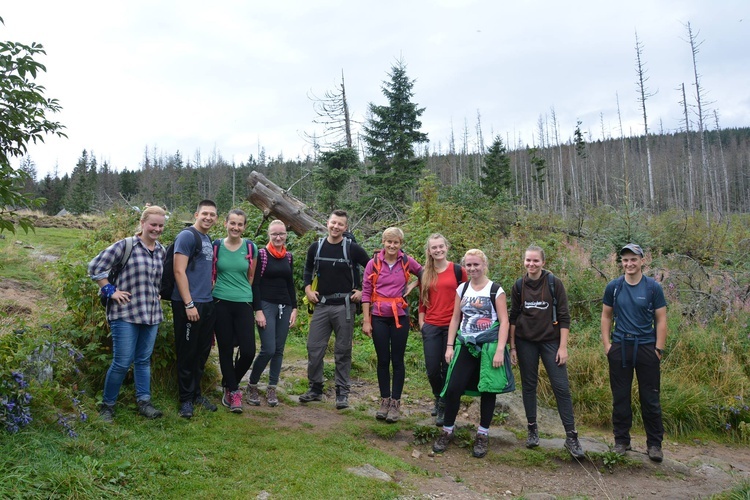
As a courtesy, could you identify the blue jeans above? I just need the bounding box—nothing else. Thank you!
[250,301,293,386]
[102,320,159,405]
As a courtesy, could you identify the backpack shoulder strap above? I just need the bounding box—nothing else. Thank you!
[460,281,470,298]
[121,236,135,268]
[612,275,626,317]
[211,239,221,283]
[453,263,463,285]
[490,282,501,315]
[313,237,325,276]
[547,272,558,325]
[258,247,268,277]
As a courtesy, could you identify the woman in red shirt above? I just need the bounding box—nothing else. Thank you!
[418,233,467,426]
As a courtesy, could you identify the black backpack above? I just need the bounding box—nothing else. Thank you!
[100,237,135,307]
[159,227,204,301]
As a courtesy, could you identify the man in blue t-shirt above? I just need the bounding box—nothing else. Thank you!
[601,243,667,462]
[173,199,218,418]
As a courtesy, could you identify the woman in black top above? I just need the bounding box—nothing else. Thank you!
[248,220,297,406]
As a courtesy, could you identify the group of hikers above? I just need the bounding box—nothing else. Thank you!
[88,201,668,462]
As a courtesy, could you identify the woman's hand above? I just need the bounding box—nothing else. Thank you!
[289,308,298,327]
[362,319,372,338]
[255,310,267,328]
[492,348,505,368]
[444,345,454,364]
[556,346,569,366]
[510,348,518,366]
[111,290,131,305]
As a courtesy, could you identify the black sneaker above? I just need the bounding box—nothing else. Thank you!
[335,394,349,410]
[613,443,631,456]
[472,433,489,458]
[647,445,663,462]
[137,400,163,419]
[432,430,454,453]
[179,401,193,419]
[564,430,585,459]
[526,423,539,448]
[431,398,439,417]
[194,395,217,412]
[99,404,115,423]
[298,389,323,403]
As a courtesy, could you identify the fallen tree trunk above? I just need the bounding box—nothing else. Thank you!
[247,171,326,236]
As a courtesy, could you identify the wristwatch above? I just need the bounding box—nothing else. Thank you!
[655,347,664,356]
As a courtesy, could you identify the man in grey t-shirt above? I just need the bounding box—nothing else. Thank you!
[173,199,218,418]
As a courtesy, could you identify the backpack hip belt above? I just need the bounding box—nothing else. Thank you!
[369,296,409,329]
[318,293,353,320]
[615,332,655,368]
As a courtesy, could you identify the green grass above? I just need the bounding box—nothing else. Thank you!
[0,396,420,499]
[0,227,87,283]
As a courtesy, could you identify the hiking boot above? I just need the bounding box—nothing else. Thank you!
[385,399,401,423]
[431,398,439,417]
[229,390,243,413]
[179,401,194,419]
[137,400,163,419]
[335,393,349,410]
[222,388,231,409]
[99,404,115,423]
[613,443,631,456]
[245,384,261,406]
[564,430,585,459]
[376,397,390,420]
[647,445,663,462]
[298,389,323,403]
[526,423,539,448]
[435,400,446,427]
[266,386,278,407]
[194,395,217,412]
[432,429,454,453]
[472,433,489,458]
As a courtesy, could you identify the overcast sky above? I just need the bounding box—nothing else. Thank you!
[3,1,749,178]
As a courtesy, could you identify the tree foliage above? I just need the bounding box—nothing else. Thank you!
[480,135,512,199]
[313,147,358,212]
[0,19,66,232]
[362,59,428,205]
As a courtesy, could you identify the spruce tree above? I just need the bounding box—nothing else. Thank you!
[362,59,428,205]
[480,136,512,199]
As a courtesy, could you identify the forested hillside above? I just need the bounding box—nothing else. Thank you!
[19,126,750,218]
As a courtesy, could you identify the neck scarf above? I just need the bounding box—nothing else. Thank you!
[266,241,287,259]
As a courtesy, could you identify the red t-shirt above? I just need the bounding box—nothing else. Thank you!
[419,262,467,326]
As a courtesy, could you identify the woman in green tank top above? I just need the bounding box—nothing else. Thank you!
[213,208,257,413]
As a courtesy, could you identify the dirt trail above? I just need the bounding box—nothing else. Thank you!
[239,376,750,499]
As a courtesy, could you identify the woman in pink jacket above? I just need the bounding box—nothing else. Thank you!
[362,227,423,422]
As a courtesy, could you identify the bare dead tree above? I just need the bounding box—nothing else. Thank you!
[551,107,566,215]
[713,110,730,213]
[684,22,713,216]
[680,83,696,212]
[616,92,630,205]
[304,70,357,150]
[634,31,656,205]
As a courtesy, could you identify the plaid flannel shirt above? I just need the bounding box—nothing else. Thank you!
[88,236,165,325]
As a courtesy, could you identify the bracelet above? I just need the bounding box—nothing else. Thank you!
[101,284,116,298]
[510,347,516,351]
[185,301,195,309]
[447,344,454,347]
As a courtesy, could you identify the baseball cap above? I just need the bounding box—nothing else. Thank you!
[619,243,644,257]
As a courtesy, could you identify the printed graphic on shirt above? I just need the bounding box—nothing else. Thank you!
[460,296,494,333]
[524,300,550,311]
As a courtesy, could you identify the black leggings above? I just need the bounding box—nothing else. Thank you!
[442,347,496,429]
[214,299,255,391]
[371,315,409,400]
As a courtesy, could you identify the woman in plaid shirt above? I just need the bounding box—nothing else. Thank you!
[88,206,167,422]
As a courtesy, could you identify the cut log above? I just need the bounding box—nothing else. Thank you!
[247,171,327,236]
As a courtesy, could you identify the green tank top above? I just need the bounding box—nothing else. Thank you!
[212,240,254,302]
